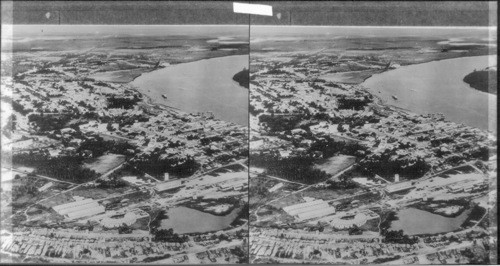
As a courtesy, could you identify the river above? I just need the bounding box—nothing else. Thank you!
[362,55,497,134]
[390,207,471,235]
[131,55,248,126]
[160,206,241,234]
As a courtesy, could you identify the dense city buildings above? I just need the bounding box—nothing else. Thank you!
[248,26,497,264]
[0,3,498,265]
[1,25,249,263]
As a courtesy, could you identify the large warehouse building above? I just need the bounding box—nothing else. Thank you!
[385,182,414,194]
[218,178,248,191]
[52,198,105,220]
[283,199,336,221]
[155,179,185,192]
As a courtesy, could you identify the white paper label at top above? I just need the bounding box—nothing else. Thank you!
[233,2,273,16]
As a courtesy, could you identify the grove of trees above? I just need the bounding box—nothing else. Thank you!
[250,153,328,184]
[12,153,99,183]
[28,114,72,132]
[359,151,430,179]
[130,148,200,179]
[152,228,189,243]
[77,136,135,158]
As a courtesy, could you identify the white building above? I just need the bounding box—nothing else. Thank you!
[155,179,185,192]
[296,207,336,221]
[219,178,248,191]
[67,206,105,220]
[250,140,265,150]
[268,183,284,193]
[385,182,414,194]
[52,199,105,220]
[52,198,94,213]
[38,182,54,192]
[283,199,336,221]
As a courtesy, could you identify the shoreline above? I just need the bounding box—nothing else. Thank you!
[159,205,245,235]
[180,198,244,217]
[356,52,496,87]
[128,52,248,84]
[390,207,473,236]
[128,54,249,127]
[396,52,496,67]
[463,68,498,95]
[360,54,497,134]
[127,54,250,127]
[127,51,495,135]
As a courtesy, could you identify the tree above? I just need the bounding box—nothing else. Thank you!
[152,228,188,243]
[12,153,99,183]
[348,225,363,235]
[383,230,418,244]
[95,178,128,189]
[130,152,200,179]
[118,223,133,234]
[249,153,329,184]
[106,122,114,132]
[337,123,345,132]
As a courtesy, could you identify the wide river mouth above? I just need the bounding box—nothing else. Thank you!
[362,55,497,134]
[131,55,249,126]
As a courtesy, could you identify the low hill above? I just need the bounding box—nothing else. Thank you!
[232,68,249,89]
[463,68,497,95]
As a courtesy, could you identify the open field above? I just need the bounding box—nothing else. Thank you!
[320,69,384,84]
[83,153,126,174]
[313,155,356,176]
[89,68,151,83]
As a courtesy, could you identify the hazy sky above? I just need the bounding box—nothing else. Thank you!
[2,1,496,26]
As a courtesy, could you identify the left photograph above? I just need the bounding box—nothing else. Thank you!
[0,3,249,264]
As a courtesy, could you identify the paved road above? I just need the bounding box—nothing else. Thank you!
[260,174,305,186]
[100,161,127,179]
[328,164,356,182]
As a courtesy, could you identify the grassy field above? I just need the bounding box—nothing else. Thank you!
[254,206,296,227]
[182,197,242,216]
[38,184,133,209]
[313,155,356,176]
[83,153,126,174]
[249,176,280,206]
[360,217,381,233]
[250,176,305,207]
[9,175,67,211]
[269,193,304,209]
[38,192,74,209]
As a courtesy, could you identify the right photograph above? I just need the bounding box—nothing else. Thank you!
[248,3,497,264]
